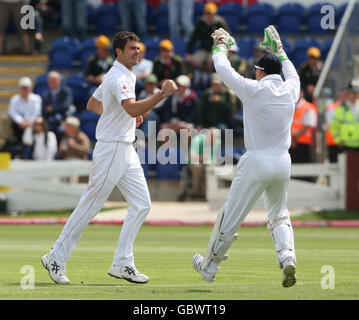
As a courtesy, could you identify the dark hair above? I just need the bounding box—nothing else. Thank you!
[255,52,282,75]
[112,31,140,58]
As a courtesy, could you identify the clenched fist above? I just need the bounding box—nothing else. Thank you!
[161,80,178,97]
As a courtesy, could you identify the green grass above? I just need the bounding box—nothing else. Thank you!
[0,225,358,300]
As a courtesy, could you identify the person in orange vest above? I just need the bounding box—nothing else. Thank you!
[290,90,318,164]
[325,89,347,163]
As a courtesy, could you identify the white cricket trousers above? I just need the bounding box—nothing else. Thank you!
[213,150,296,265]
[50,140,151,267]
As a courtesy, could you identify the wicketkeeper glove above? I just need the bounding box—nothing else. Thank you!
[262,25,288,61]
[211,28,235,56]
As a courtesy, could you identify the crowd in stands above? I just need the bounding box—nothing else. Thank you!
[0,0,358,200]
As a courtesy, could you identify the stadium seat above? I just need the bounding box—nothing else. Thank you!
[281,37,292,57]
[246,3,275,34]
[276,3,305,34]
[236,36,257,60]
[95,3,119,35]
[146,2,156,30]
[87,4,96,32]
[336,3,347,26]
[79,37,97,68]
[80,110,100,143]
[49,37,80,70]
[172,38,187,57]
[218,2,243,34]
[155,148,185,180]
[33,73,49,98]
[156,3,169,35]
[321,38,333,60]
[193,2,204,23]
[291,37,322,68]
[143,36,163,60]
[65,73,90,111]
[307,3,335,34]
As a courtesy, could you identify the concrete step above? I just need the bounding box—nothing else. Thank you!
[0,55,48,68]
[0,91,16,104]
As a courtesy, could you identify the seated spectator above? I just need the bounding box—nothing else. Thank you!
[228,42,248,76]
[0,0,32,54]
[298,47,323,102]
[196,73,234,130]
[61,0,87,41]
[137,74,163,138]
[132,42,153,95]
[85,35,113,88]
[185,2,229,73]
[58,116,91,160]
[8,77,42,144]
[22,116,58,160]
[42,71,76,141]
[178,127,221,201]
[153,39,186,84]
[157,74,198,133]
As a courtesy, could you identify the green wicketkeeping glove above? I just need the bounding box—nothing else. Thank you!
[262,25,288,61]
[211,28,235,56]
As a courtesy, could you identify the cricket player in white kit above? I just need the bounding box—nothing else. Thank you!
[42,31,177,284]
[193,26,300,287]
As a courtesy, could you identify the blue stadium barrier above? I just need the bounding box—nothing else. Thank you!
[276,3,305,34]
[247,3,275,34]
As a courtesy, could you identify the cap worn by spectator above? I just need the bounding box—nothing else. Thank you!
[347,80,359,93]
[145,74,158,84]
[19,77,33,88]
[307,47,321,59]
[255,52,282,75]
[159,39,174,51]
[204,2,218,14]
[139,42,146,53]
[211,73,222,84]
[65,116,80,129]
[176,75,191,87]
[96,35,111,49]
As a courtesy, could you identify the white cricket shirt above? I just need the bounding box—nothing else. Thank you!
[213,52,300,151]
[92,60,136,143]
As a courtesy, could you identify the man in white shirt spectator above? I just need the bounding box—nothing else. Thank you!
[22,116,57,160]
[8,77,42,144]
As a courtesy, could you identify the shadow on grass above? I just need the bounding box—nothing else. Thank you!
[186,289,212,293]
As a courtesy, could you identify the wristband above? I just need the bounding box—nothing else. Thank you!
[160,90,167,97]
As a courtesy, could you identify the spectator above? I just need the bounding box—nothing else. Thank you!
[58,116,91,160]
[62,0,87,41]
[0,0,32,54]
[157,74,198,133]
[290,90,318,164]
[298,47,323,102]
[168,0,194,41]
[35,0,61,29]
[325,89,347,163]
[153,39,186,84]
[244,42,266,79]
[137,74,163,138]
[228,42,248,76]
[196,73,234,130]
[330,81,359,152]
[85,35,113,88]
[185,2,229,73]
[180,127,221,200]
[8,77,42,144]
[42,71,76,141]
[132,42,153,95]
[29,0,45,55]
[118,0,148,40]
[22,116,58,160]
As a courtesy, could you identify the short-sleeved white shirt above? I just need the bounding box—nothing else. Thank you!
[92,60,136,142]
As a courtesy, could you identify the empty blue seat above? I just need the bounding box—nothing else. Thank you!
[307,3,335,34]
[218,2,243,34]
[79,37,97,68]
[276,3,305,34]
[143,36,163,60]
[80,110,100,143]
[33,73,49,98]
[236,37,257,60]
[281,37,292,56]
[49,37,80,70]
[172,38,187,57]
[247,3,275,34]
[321,38,333,60]
[156,3,169,35]
[193,2,204,23]
[95,3,119,35]
[292,37,322,68]
[66,73,90,110]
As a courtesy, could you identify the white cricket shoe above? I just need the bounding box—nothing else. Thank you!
[192,254,218,282]
[41,253,70,284]
[282,258,296,288]
[108,265,149,284]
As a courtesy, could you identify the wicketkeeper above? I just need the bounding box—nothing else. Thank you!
[193,25,300,287]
